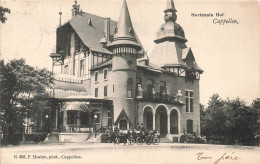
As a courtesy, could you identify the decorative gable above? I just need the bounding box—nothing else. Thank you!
[114,108,131,125]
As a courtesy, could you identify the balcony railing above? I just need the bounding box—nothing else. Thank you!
[54,73,90,84]
[24,126,37,134]
[59,125,109,134]
[59,125,93,133]
[141,92,183,105]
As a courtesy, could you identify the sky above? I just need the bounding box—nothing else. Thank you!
[1,0,260,106]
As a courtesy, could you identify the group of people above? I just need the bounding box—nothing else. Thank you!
[104,123,157,145]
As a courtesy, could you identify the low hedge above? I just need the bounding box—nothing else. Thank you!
[24,133,48,143]
[180,134,206,144]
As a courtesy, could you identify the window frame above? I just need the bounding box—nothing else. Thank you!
[185,90,194,113]
[104,85,108,97]
[80,59,85,76]
[95,87,98,97]
[127,78,133,98]
[94,71,99,83]
[103,68,108,81]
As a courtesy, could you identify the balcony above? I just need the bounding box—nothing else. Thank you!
[54,73,90,83]
[140,92,184,105]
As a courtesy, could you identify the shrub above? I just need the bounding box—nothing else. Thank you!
[24,133,47,143]
[180,135,186,143]
[180,134,206,144]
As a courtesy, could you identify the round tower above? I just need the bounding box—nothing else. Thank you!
[108,0,142,129]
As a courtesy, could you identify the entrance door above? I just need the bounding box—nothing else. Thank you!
[160,112,167,135]
[119,120,127,130]
[143,107,153,130]
[156,105,168,136]
[146,112,153,130]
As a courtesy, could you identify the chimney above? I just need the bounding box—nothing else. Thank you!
[72,1,80,17]
[104,18,110,41]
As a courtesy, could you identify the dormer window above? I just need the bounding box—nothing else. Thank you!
[88,18,92,26]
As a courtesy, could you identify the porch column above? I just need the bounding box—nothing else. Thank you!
[167,115,170,134]
[77,111,80,125]
[55,108,58,129]
[63,110,67,127]
[127,122,129,130]
[178,115,181,135]
[153,114,155,130]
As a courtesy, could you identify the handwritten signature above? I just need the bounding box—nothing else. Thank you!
[196,152,239,164]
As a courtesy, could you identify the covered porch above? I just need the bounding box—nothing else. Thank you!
[48,96,113,142]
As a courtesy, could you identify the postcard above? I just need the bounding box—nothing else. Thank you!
[0,0,260,164]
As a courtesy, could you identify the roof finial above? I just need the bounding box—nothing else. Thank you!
[59,4,62,26]
[164,0,177,13]
[72,0,80,17]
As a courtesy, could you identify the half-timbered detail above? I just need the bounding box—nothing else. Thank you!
[46,0,203,143]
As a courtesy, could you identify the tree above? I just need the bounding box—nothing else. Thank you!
[0,6,11,23]
[0,59,53,145]
[200,104,206,136]
[251,98,260,145]
[201,94,227,144]
[201,94,260,146]
[224,98,258,145]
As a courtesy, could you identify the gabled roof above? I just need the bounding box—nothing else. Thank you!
[58,11,143,54]
[182,47,203,72]
[115,109,131,125]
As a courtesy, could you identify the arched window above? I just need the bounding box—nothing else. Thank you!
[127,78,132,98]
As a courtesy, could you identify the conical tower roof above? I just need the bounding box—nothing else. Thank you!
[108,0,141,51]
[164,0,177,13]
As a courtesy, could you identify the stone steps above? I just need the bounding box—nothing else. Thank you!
[160,137,171,143]
[85,133,102,143]
[44,132,59,142]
